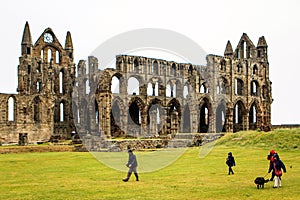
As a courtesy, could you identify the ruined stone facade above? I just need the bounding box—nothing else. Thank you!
[0,22,272,144]
[75,33,272,139]
[0,22,76,144]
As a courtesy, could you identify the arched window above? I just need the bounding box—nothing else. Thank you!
[166,84,171,97]
[56,51,60,63]
[183,85,189,98]
[86,80,90,95]
[111,76,120,94]
[235,78,243,95]
[59,71,64,94]
[188,65,193,76]
[8,97,14,121]
[127,77,139,95]
[172,63,176,76]
[128,101,141,125]
[220,60,226,71]
[200,83,207,93]
[173,84,177,97]
[233,101,245,132]
[41,50,44,61]
[133,59,138,72]
[47,49,52,63]
[253,65,258,75]
[60,102,64,122]
[147,83,153,96]
[242,41,246,59]
[153,61,158,75]
[154,82,158,96]
[37,81,41,93]
[251,81,258,96]
[249,103,257,130]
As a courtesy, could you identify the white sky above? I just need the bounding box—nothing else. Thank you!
[0,0,299,125]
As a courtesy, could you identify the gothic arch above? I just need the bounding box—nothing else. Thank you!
[111,73,123,94]
[128,96,145,112]
[233,100,246,132]
[250,80,259,96]
[111,98,125,137]
[167,98,181,116]
[216,100,227,132]
[7,96,17,122]
[198,97,212,133]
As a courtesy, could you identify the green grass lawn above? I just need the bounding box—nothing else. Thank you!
[0,129,299,200]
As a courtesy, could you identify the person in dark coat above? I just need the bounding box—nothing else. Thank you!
[226,152,236,175]
[123,149,139,182]
[268,153,286,188]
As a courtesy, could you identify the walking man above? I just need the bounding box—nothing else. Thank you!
[123,149,139,182]
[226,152,236,175]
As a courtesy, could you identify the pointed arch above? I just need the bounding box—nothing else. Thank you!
[235,78,243,95]
[127,77,140,95]
[199,97,211,133]
[111,76,120,94]
[200,82,208,93]
[111,99,124,137]
[253,64,258,75]
[183,84,189,99]
[147,82,153,96]
[60,101,65,122]
[59,69,64,94]
[8,96,16,121]
[216,100,226,132]
[153,60,158,75]
[167,98,181,116]
[166,83,171,97]
[233,100,246,132]
[249,103,257,130]
[251,80,259,96]
[133,58,139,72]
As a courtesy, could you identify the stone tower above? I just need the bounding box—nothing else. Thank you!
[0,22,76,144]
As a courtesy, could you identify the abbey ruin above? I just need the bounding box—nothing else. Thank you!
[0,22,272,144]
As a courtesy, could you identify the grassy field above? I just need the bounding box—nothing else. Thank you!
[0,129,299,200]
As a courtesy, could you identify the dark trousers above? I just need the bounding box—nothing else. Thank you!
[228,166,234,175]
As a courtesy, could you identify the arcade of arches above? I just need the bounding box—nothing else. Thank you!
[0,23,272,144]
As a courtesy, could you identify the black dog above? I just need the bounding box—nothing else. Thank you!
[254,177,269,189]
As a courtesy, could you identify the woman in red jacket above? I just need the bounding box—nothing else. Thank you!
[268,153,286,188]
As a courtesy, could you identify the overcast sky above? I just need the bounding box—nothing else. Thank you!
[0,0,299,125]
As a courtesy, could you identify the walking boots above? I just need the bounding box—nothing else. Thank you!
[123,172,139,182]
[134,173,139,181]
[122,172,132,182]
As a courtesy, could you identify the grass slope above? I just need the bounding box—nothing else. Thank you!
[217,128,300,150]
[0,129,299,200]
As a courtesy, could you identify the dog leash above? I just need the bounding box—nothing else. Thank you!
[263,173,269,178]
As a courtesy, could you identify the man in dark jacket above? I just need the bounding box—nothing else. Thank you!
[226,152,236,175]
[123,149,139,182]
[268,154,286,188]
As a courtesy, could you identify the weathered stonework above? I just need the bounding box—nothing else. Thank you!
[76,33,272,139]
[0,23,272,145]
[0,22,75,144]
